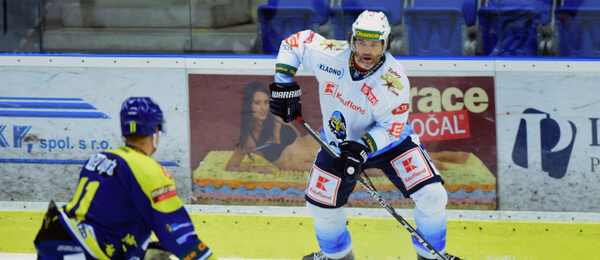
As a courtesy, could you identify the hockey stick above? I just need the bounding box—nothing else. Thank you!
[295,116,447,260]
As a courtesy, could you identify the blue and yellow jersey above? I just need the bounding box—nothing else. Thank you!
[58,145,212,259]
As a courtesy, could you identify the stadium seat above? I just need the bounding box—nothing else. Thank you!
[257,0,329,54]
[329,0,403,40]
[555,0,600,57]
[403,0,477,56]
[478,0,553,56]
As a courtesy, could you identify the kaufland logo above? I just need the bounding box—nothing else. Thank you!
[316,176,329,191]
[512,108,576,179]
[402,157,418,172]
[325,82,338,96]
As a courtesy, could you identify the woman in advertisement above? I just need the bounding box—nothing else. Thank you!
[225,81,319,174]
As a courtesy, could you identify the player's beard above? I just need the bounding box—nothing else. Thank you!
[355,52,382,70]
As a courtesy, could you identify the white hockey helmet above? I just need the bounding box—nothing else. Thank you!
[351,10,391,54]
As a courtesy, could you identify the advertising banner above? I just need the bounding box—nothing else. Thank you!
[0,60,191,202]
[496,66,600,212]
[190,74,497,209]
[4,56,600,213]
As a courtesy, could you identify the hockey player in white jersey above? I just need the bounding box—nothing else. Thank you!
[269,10,463,260]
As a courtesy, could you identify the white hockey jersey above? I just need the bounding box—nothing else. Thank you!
[274,30,414,158]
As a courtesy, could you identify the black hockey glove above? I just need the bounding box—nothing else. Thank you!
[269,82,302,123]
[336,141,369,182]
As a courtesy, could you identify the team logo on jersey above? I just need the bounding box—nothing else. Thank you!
[329,111,347,141]
[307,166,341,206]
[325,81,339,96]
[392,103,409,114]
[389,122,405,138]
[361,83,378,105]
[391,148,434,190]
[381,72,403,96]
[151,184,177,203]
[320,40,345,51]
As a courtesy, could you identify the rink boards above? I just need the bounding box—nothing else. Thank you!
[1,55,600,212]
[1,202,599,259]
[1,56,600,259]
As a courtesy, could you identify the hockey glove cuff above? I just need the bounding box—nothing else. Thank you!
[269,82,302,123]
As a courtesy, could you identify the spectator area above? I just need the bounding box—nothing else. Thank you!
[1,0,599,57]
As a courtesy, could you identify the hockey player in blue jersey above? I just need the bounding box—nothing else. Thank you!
[34,97,215,260]
[269,10,463,260]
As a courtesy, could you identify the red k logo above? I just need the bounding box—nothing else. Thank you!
[325,81,338,96]
[316,176,329,191]
[402,157,418,172]
[307,166,341,206]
